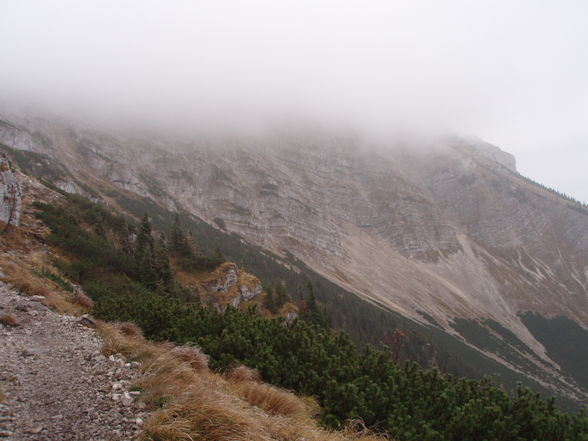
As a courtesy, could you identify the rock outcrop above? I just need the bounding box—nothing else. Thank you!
[180,262,263,311]
[0,155,22,228]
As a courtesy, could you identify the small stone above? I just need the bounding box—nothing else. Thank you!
[27,426,43,434]
[129,391,141,396]
[28,302,48,311]
[112,393,121,401]
[135,417,144,425]
[30,295,45,302]
[112,382,123,391]
[78,316,96,328]
[0,430,13,437]
[21,348,40,357]
[121,392,133,407]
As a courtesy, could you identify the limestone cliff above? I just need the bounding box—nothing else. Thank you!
[0,154,22,228]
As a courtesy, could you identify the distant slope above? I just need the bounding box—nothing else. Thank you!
[9,173,587,441]
[1,114,587,409]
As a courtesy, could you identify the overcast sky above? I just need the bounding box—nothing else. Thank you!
[1,1,587,201]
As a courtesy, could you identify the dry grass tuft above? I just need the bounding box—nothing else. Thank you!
[225,364,261,383]
[230,381,310,420]
[97,323,389,441]
[117,321,143,338]
[170,345,209,371]
[98,322,160,362]
[0,254,86,315]
[73,292,94,309]
[0,313,19,327]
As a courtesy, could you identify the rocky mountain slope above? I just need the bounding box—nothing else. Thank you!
[0,154,390,441]
[1,114,587,407]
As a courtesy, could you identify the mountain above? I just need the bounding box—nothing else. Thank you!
[1,113,588,408]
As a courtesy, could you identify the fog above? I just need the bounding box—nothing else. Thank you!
[1,1,587,201]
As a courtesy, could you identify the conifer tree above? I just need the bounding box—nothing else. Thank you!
[121,223,135,256]
[275,281,289,308]
[136,246,155,288]
[186,231,201,256]
[136,213,154,255]
[264,286,277,314]
[170,213,198,259]
[95,222,106,239]
[301,280,329,328]
[134,214,156,287]
[154,233,174,291]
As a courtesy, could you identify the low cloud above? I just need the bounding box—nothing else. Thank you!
[0,0,586,200]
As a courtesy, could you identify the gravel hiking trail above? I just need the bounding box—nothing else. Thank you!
[0,282,146,441]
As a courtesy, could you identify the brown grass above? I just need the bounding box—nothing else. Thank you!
[225,364,261,383]
[0,253,87,315]
[170,345,209,371]
[0,313,19,327]
[117,321,143,338]
[230,381,310,419]
[73,292,94,309]
[97,323,388,441]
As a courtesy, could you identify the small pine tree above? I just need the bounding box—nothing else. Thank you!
[134,214,157,287]
[275,280,289,308]
[136,246,156,288]
[121,223,135,256]
[170,213,195,258]
[264,286,277,314]
[213,245,224,259]
[306,280,317,310]
[154,234,174,291]
[95,222,106,239]
[301,280,329,328]
[186,231,201,256]
[136,213,154,255]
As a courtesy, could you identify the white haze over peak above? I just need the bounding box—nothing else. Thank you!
[0,1,587,201]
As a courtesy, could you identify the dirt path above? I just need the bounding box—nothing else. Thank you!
[0,283,145,440]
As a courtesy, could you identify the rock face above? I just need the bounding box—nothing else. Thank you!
[464,137,517,172]
[1,115,588,402]
[181,262,263,310]
[0,155,22,228]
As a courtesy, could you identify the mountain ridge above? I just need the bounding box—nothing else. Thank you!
[1,113,587,407]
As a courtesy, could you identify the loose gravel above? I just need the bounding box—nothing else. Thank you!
[0,283,146,441]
